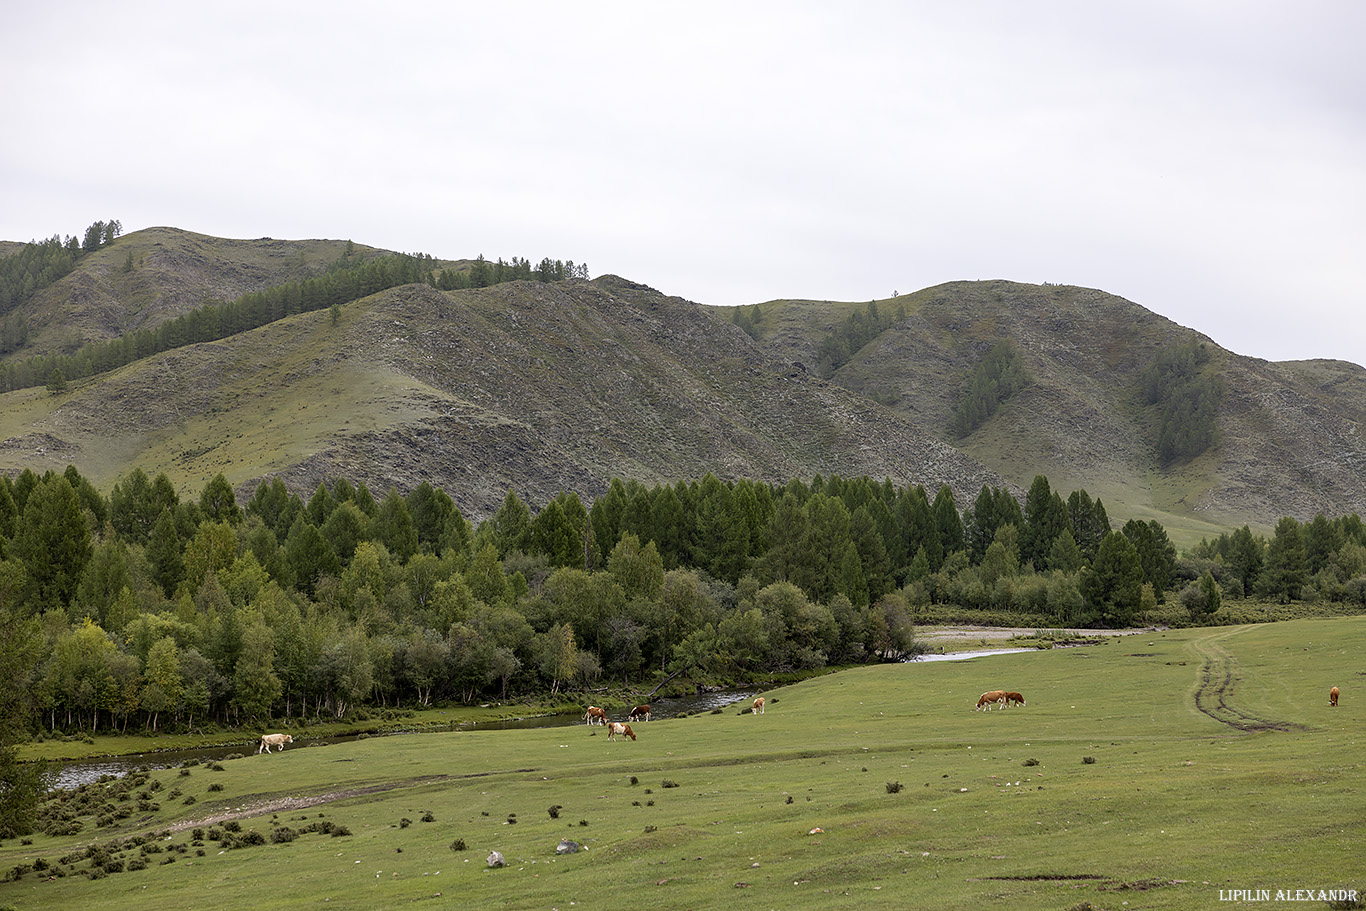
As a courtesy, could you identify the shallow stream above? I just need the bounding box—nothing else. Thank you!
[48,648,1035,790]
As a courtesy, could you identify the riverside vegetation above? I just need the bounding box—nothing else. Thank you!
[0,618,1360,911]
[1,462,1364,839]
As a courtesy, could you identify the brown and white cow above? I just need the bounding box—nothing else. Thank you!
[628,704,651,722]
[752,696,766,715]
[607,722,636,741]
[976,690,1006,711]
[258,733,293,754]
[1003,692,1026,708]
[1330,686,1340,707]
[584,706,608,726]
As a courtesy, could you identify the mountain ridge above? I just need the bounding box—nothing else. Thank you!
[1,226,1362,542]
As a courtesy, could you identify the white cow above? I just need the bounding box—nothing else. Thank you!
[258,733,294,754]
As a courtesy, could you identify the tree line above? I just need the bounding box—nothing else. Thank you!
[0,465,1363,746]
[0,241,590,393]
[1141,337,1223,464]
[0,220,122,313]
[952,339,1032,437]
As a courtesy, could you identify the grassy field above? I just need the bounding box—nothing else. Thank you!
[18,703,583,764]
[3,618,1361,910]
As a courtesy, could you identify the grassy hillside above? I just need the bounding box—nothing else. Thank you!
[4,618,1360,910]
[0,277,1003,519]
[3,227,1364,536]
[726,282,1366,542]
[11,229,390,358]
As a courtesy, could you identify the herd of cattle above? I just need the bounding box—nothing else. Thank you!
[580,696,768,742]
[975,690,1026,710]
[255,684,1344,755]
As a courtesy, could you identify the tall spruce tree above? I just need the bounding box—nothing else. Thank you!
[11,475,91,612]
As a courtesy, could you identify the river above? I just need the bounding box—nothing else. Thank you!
[48,649,1038,790]
[46,687,764,791]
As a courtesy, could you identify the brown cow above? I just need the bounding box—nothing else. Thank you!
[607,722,636,741]
[976,690,1006,711]
[584,706,608,726]
[628,704,651,722]
[1003,692,1026,708]
[752,696,766,715]
[1330,686,1340,707]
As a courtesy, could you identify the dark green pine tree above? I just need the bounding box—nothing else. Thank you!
[283,516,340,597]
[11,475,91,613]
[407,481,454,554]
[1258,517,1307,603]
[590,479,629,559]
[491,490,532,557]
[374,490,418,563]
[0,601,42,838]
[849,506,892,603]
[1121,519,1177,601]
[199,473,242,525]
[305,482,334,527]
[897,486,941,574]
[0,478,16,540]
[932,485,964,558]
[965,485,1023,563]
[246,476,296,543]
[1020,475,1070,570]
[320,502,367,566]
[533,500,581,569]
[649,485,688,569]
[695,474,749,584]
[1080,531,1144,627]
[146,508,185,597]
[1066,489,1110,561]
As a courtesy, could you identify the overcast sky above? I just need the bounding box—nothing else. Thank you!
[4,1,1363,365]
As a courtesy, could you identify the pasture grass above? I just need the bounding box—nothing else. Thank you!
[4,618,1362,910]
[20,703,581,763]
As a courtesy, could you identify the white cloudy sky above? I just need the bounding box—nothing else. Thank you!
[4,1,1363,365]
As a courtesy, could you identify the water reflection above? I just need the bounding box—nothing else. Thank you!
[912,647,1036,662]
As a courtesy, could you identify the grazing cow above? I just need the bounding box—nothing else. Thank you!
[607,722,636,741]
[584,706,608,726]
[628,704,651,722]
[258,733,293,754]
[976,690,1007,711]
[1003,692,1026,708]
[753,696,766,715]
[1330,686,1340,707]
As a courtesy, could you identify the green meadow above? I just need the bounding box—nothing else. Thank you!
[3,618,1361,911]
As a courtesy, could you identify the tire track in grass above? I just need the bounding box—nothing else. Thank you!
[1187,627,1304,732]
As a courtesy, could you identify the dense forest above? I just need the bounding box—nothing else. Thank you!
[952,339,1032,437]
[0,465,1362,746]
[1141,338,1224,463]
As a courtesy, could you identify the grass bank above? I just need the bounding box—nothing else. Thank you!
[2,618,1361,910]
[19,702,582,763]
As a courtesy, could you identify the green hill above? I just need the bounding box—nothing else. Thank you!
[724,281,1366,543]
[2,227,1364,539]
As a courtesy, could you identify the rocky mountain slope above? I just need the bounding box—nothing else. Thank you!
[1,227,1362,536]
[738,280,1366,535]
